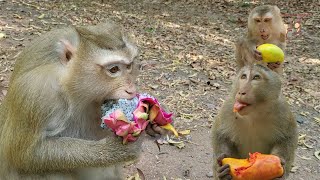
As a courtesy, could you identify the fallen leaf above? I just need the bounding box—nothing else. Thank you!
[299,111,309,117]
[149,84,159,89]
[167,139,183,144]
[156,138,168,145]
[315,150,320,160]
[0,32,6,40]
[290,166,299,173]
[298,134,306,140]
[38,14,45,19]
[137,168,145,180]
[127,173,141,180]
[313,117,320,125]
[175,142,185,149]
[11,37,24,41]
[178,129,191,135]
[297,154,312,160]
[303,141,314,149]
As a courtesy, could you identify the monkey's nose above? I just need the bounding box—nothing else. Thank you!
[238,92,246,95]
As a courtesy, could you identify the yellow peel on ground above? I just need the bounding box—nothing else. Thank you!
[179,129,191,135]
[161,123,179,137]
[257,44,284,63]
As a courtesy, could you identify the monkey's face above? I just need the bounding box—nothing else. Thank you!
[61,35,139,104]
[234,65,281,115]
[91,42,139,102]
[252,14,273,41]
[100,60,138,100]
[248,5,282,42]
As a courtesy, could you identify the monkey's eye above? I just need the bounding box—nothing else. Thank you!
[108,65,120,74]
[264,19,271,22]
[255,19,261,23]
[253,75,261,80]
[240,74,247,79]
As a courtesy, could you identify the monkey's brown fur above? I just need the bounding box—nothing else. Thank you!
[212,64,297,179]
[0,22,141,179]
[235,5,286,73]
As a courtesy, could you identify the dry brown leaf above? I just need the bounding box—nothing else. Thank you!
[315,150,320,160]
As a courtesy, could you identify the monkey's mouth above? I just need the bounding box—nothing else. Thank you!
[233,100,250,112]
[261,35,269,40]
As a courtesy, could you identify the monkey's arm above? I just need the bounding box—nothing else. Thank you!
[8,135,141,173]
[271,117,297,177]
[235,38,257,69]
[212,117,235,180]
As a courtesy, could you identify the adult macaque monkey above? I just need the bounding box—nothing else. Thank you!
[235,5,286,73]
[212,64,298,180]
[0,22,143,179]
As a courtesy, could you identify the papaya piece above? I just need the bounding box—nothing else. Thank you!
[222,152,284,180]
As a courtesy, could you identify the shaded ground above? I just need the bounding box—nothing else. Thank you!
[0,0,319,179]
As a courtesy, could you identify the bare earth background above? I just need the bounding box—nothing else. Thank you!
[0,0,319,180]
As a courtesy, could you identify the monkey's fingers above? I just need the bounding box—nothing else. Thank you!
[217,153,228,166]
[273,176,285,180]
[217,164,232,180]
[220,175,232,180]
[274,158,286,180]
[267,62,281,70]
[254,49,263,61]
[145,124,167,137]
[217,164,229,173]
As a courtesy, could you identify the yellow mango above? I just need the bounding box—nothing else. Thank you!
[257,44,284,63]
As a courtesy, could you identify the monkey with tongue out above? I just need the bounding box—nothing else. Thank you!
[211,64,298,180]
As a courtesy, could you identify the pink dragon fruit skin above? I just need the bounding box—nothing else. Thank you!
[103,110,139,144]
[103,94,174,144]
[134,95,173,126]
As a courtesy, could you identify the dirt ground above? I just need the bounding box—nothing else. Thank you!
[0,0,319,180]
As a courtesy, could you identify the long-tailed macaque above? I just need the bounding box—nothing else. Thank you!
[212,64,298,180]
[0,22,142,179]
[235,5,286,73]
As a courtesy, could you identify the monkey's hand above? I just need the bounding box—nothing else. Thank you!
[253,49,263,61]
[103,133,144,163]
[273,158,286,180]
[216,153,232,180]
[267,62,281,70]
[146,123,167,137]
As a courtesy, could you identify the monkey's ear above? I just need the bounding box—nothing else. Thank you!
[273,6,281,14]
[59,40,76,65]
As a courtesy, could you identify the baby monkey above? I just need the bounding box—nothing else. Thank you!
[235,5,286,73]
[212,64,297,180]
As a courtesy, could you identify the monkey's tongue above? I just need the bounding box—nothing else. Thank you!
[233,101,248,112]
